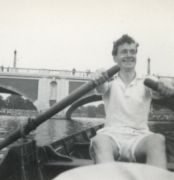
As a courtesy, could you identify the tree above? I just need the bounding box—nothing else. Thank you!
[24,99,37,110]
[5,95,36,110]
[96,104,105,117]
[86,105,96,117]
[0,95,6,109]
[6,95,24,109]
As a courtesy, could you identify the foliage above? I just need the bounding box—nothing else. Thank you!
[73,103,105,117]
[0,95,6,109]
[86,105,96,117]
[0,95,36,110]
[6,119,19,131]
[96,104,105,117]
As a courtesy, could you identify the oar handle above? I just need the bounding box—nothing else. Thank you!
[144,78,159,91]
[144,78,174,98]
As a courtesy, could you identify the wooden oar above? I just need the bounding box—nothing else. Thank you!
[144,78,174,96]
[144,78,174,111]
[0,65,120,150]
[144,78,158,91]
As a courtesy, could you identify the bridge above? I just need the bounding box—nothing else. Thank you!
[0,66,92,116]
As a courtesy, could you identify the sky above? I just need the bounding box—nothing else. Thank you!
[0,0,174,76]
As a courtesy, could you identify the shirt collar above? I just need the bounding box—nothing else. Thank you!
[115,73,138,87]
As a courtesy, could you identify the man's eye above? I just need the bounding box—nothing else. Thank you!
[130,50,136,54]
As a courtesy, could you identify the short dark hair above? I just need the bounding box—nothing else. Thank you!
[112,34,139,56]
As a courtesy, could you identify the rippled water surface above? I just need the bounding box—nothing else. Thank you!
[35,117,104,146]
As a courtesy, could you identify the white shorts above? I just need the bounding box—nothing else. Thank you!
[97,127,153,161]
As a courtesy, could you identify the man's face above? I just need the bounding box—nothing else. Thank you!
[113,43,137,71]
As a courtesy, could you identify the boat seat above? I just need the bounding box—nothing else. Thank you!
[44,158,93,168]
[45,160,174,171]
[73,142,90,146]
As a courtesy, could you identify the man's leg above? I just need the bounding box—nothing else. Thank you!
[90,134,119,164]
[134,133,167,169]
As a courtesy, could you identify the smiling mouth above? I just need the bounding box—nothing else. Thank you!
[122,59,135,63]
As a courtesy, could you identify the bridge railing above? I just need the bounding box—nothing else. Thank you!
[0,66,92,79]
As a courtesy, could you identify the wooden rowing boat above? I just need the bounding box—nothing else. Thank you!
[0,66,173,180]
[0,112,173,180]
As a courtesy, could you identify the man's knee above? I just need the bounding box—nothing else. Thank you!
[146,134,166,152]
[135,134,166,163]
[141,134,167,168]
[90,134,119,162]
[91,135,112,152]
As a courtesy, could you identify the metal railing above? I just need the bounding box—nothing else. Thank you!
[0,66,92,79]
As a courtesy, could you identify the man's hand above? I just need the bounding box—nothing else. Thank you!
[158,79,174,97]
[91,68,110,86]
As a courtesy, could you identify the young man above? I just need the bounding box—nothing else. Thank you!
[90,34,174,169]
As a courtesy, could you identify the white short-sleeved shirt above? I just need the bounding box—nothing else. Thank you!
[99,76,152,131]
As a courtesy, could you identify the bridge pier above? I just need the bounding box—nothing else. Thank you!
[34,78,70,118]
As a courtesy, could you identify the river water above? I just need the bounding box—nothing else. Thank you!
[1,115,174,149]
[35,117,104,146]
[34,117,174,147]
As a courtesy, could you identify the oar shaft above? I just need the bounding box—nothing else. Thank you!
[0,65,120,150]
